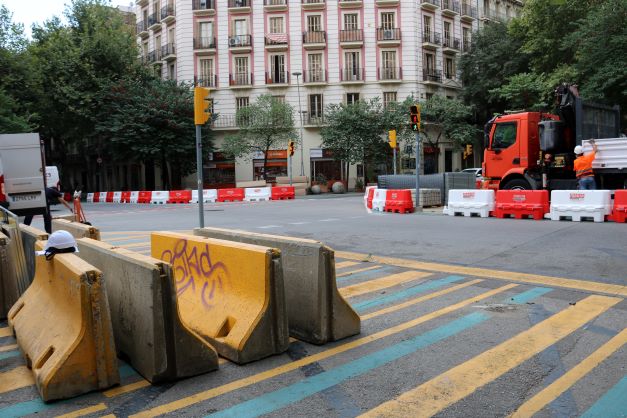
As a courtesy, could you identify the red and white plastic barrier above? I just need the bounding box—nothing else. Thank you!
[138,191,152,204]
[371,189,388,212]
[493,190,549,221]
[446,189,495,218]
[98,192,108,203]
[609,190,627,223]
[167,190,192,204]
[244,186,271,202]
[271,186,295,200]
[384,189,414,214]
[121,191,131,203]
[549,190,611,223]
[86,193,94,203]
[150,191,170,205]
[112,191,122,203]
[217,188,245,202]
[364,186,376,212]
[129,191,139,204]
[191,189,218,204]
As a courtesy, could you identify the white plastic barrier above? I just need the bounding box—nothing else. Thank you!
[112,191,122,203]
[130,191,139,204]
[244,186,271,202]
[364,186,377,212]
[549,190,611,223]
[98,192,108,203]
[150,191,170,205]
[191,189,218,203]
[371,189,388,212]
[447,189,495,218]
[86,193,94,203]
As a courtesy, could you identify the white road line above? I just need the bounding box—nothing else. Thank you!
[320,218,340,222]
[288,222,310,225]
[257,225,281,229]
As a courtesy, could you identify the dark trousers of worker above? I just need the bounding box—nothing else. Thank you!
[578,176,597,190]
[23,209,52,233]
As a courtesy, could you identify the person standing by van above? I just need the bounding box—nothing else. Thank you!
[23,187,73,233]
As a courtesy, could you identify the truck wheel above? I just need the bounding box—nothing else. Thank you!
[502,179,531,190]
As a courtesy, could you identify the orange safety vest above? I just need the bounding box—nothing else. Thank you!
[574,152,596,178]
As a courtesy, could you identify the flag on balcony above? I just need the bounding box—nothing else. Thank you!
[267,33,288,44]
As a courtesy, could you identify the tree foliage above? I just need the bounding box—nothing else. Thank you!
[421,96,478,149]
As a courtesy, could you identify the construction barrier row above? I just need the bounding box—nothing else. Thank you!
[52,218,101,240]
[445,189,626,223]
[0,230,13,318]
[86,186,296,204]
[0,223,30,319]
[365,187,442,214]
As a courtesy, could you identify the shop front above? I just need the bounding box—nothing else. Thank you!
[252,150,288,183]
[204,152,235,188]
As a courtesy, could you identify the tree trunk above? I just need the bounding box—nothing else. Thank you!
[161,153,170,190]
[145,160,155,191]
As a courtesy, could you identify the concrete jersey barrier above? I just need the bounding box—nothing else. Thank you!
[76,238,219,383]
[194,227,361,345]
[0,231,16,319]
[52,218,101,240]
[19,224,48,286]
[8,242,119,401]
[151,231,289,364]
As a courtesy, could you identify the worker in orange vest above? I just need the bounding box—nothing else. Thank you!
[573,140,598,190]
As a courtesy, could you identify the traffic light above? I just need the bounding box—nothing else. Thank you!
[194,87,212,125]
[388,130,397,148]
[288,141,295,156]
[463,144,473,159]
[409,104,421,132]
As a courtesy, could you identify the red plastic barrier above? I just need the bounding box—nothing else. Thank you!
[167,190,192,204]
[92,193,100,203]
[217,188,245,202]
[271,186,295,200]
[609,190,627,223]
[384,189,414,214]
[493,190,549,220]
[105,192,114,203]
[367,187,375,209]
[138,191,152,204]
[120,191,131,203]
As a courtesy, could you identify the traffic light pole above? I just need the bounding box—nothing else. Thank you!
[393,147,397,175]
[415,131,422,212]
[196,125,204,228]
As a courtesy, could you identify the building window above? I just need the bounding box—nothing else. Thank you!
[426,92,434,100]
[273,95,285,103]
[233,19,248,36]
[380,12,395,29]
[309,94,323,118]
[443,21,451,43]
[445,57,455,79]
[269,54,286,83]
[383,92,397,107]
[344,51,361,80]
[269,16,284,34]
[234,56,249,84]
[343,13,359,30]
[346,93,360,105]
[236,97,249,110]
[199,58,214,87]
[462,27,471,51]
[423,15,432,37]
[424,53,435,72]
[308,53,323,82]
[168,63,175,80]
[168,27,175,43]
[198,21,213,48]
[307,15,321,32]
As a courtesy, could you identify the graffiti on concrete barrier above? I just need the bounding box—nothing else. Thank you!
[159,238,230,309]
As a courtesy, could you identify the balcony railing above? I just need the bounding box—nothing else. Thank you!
[264,0,286,5]
[306,114,325,126]
[229,72,253,86]
[147,49,162,63]
[376,28,401,41]
[340,68,364,81]
[264,34,288,47]
[423,69,442,83]
[194,37,216,49]
[462,40,471,52]
[304,69,327,83]
[192,0,215,11]
[160,4,175,20]
[442,0,460,13]
[303,31,326,44]
[229,34,252,48]
[266,71,288,84]
[340,29,363,43]
[421,0,440,7]
[461,3,477,18]
[228,0,250,7]
[378,67,402,81]
[444,71,457,80]
[161,42,175,57]
[194,75,217,88]
[136,21,147,33]
[302,0,325,4]
[443,37,460,50]
[147,12,160,27]
[423,31,441,45]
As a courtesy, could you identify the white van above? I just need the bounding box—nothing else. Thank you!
[46,166,60,190]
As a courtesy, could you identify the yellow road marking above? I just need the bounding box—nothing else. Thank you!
[340,271,432,298]
[116,241,151,249]
[0,344,18,352]
[0,326,11,338]
[55,403,107,418]
[0,366,34,394]
[361,295,622,418]
[130,284,516,418]
[102,235,150,243]
[510,327,627,417]
[335,261,360,269]
[337,251,627,297]
[337,265,381,277]
[100,415,116,418]
[104,380,151,398]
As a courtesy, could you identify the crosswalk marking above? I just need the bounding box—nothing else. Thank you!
[0,344,18,352]
[0,366,35,394]
[361,295,622,418]
[336,265,381,278]
[581,376,627,418]
[103,380,151,398]
[0,326,11,338]
[340,271,432,298]
[335,261,359,269]
[55,403,107,418]
[511,327,627,417]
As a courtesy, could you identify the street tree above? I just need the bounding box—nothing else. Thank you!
[221,94,296,181]
[420,95,478,151]
[489,73,550,112]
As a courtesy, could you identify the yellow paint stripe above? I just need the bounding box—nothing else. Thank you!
[130,284,516,418]
[511,327,627,417]
[116,241,151,249]
[0,366,35,394]
[361,295,621,418]
[100,415,116,418]
[104,379,151,398]
[336,251,627,297]
[335,261,360,269]
[0,326,11,338]
[55,403,107,418]
[0,344,18,352]
[340,271,431,298]
[337,265,381,278]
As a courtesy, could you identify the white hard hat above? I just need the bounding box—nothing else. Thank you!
[36,230,79,259]
[574,145,583,155]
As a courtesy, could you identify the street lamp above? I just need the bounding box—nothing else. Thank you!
[292,71,305,176]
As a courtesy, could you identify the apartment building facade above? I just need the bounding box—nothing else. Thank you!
[135,0,522,189]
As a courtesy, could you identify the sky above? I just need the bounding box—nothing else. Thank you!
[2,0,133,37]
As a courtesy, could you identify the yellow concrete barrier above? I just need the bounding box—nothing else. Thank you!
[151,232,289,364]
[52,219,100,240]
[77,238,219,382]
[7,241,119,401]
[19,224,48,285]
[0,230,16,319]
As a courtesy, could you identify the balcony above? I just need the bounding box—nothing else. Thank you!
[422,31,441,49]
[375,0,399,5]
[265,33,289,52]
[136,0,148,6]
[140,54,149,65]
[303,31,326,49]
[340,68,364,83]
[228,0,251,13]
[481,8,507,23]
[229,72,253,88]
[192,0,216,16]
[194,75,217,88]
[147,13,161,31]
[339,29,364,48]
[304,69,327,85]
[194,36,216,53]
[137,21,148,38]
[461,3,477,21]
[147,49,162,65]
[378,67,402,82]
[443,71,458,83]
[421,0,440,11]
[423,69,442,84]
[442,37,460,54]
[301,0,325,10]
[229,34,252,53]
[376,28,401,46]
[264,0,287,11]
[161,43,176,61]
[339,0,362,8]
[160,4,175,24]
[265,71,289,86]
[441,0,460,16]
[305,114,325,127]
